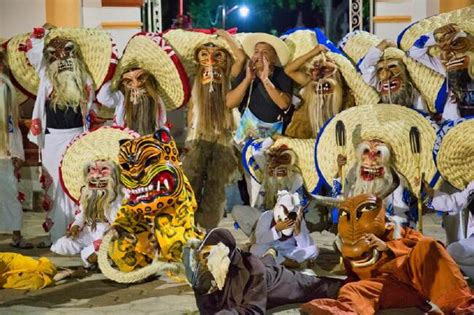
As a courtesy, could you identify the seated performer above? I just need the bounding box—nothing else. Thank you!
[250,191,318,268]
[51,127,134,267]
[184,228,342,314]
[302,194,474,315]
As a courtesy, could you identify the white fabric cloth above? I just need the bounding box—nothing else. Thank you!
[0,74,24,160]
[447,237,474,280]
[250,210,318,264]
[0,159,23,231]
[43,127,83,242]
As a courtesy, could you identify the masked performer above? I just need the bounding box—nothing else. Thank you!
[97,128,203,283]
[97,32,190,135]
[339,31,451,121]
[249,190,318,268]
[398,6,474,118]
[184,228,342,314]
[51,127,136,267]
[7,27,116,244]
[164,29,244,229]
[315,104,439,227]
[0,44,32,249]
[283,29,379,139]
[301,193,474,315]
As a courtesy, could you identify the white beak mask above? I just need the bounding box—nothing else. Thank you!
[273,190,301,236]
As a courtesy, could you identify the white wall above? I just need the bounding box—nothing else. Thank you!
[0,0,46,39]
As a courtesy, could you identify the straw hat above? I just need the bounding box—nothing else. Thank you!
[59,126,139,203]
[163,29,239,78]
[398,5,474,51]
[284,29,380,105]
[242,136,323,195]
[7,28,116,96]
[315,104,439,192]
[242,33,290,67]
[0,39,29,106]
[111,32,190,110]
[339,31,446,114]
[434,119,474,190]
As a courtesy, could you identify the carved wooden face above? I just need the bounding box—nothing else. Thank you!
[121,69,152,105]
[195,44,229,85]
[310,59,338,95]
[338,194,386,267]
[357,140,391,182]
[435,24,474,74]
[266,145,295,178]
[45,37,79,70]
[85,160,115,190]
[376,58,407,95]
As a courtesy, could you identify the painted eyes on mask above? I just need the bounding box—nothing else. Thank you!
[358,202,378,213]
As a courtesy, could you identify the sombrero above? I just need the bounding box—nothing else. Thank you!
[242,33,289,67]
[0,40,29,106]
[315,104,439,192]
[163,29,240,78]
[339,31,446,114]
[434,118,474,190]
[111,32,190,110]
[398,5,474,52]
[59,126,139,203]
[7,28,116,97]
[242,136,323,195]
[284,29,380,105]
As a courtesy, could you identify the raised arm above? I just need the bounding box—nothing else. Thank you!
[226,61,254,109]
[216,29,247,78]
[260,57,291,110]
[284,44,327,86]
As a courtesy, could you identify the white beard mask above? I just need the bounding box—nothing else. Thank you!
[273,190,301,237]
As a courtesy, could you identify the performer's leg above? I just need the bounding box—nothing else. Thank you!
[182,140,208,202]
[0,160,24,240]
[447,237,474,279]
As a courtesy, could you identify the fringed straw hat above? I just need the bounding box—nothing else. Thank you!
[163,29,239,78]
[6,28,117,96]
[433,118,474,190]
[242,136,323,195]
[315,104,440,191]
[59,126,139,203]
[284,29,380,105]
[111,32,190,110]
[339,31,447,114]
[398,5,474,51]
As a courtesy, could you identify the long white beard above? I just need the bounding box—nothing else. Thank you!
[79,179,117,230]
[349,163,393,197]
[47,59,87,110]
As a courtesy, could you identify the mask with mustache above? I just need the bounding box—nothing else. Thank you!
[376,58,415,108]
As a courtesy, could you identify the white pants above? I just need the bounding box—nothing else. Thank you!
[51,222,109,267]
[42,127,83,242]
[0,159,22,232]
[447,237,474,280]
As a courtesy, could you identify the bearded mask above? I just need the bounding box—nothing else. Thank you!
[80,159,119,230]
[338,194,385,267]
[120,68,165,135]
[376,58,414,108]
[195,44,229,86]
[44,37,89,111]
[272,190,301,237]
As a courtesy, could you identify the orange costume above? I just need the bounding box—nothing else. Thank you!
[303,194,474,314]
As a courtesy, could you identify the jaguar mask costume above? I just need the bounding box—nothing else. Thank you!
[98,128,203,283]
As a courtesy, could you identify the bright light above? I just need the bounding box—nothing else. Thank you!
[239,6,249,17]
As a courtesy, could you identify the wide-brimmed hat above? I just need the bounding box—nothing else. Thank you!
[7,28,116,97]
[59,126,139,203]
[315,104,439,191]
[242,136,323,195]
[339,31,446,114]
[242,33,290,67]
[284,29,380,105]
[398,5,474,51]
[433,118,474,190]
[111,32,190,110]
[0,39,29,106]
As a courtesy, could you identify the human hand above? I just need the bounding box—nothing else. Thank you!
[337,154,347,168]
[215,29,230,38]
[245,60,256,81]
[258,55,271,81]
[67,225,80,239]
[422,180,434,198]
[434,23,460,38]
[311,44,328,56]
[376,39,396,51]
[274,218,295,232]
[363,233,388,252]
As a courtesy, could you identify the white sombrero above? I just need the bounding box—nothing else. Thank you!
[59,126,139,203]
[242,33,290,67]
[434,118,474,190]
[111,32,190,110]
[284,29,380,105]
[315,104,440,191]
[339,31,446,114]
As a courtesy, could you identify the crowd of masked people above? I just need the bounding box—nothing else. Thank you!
[1,5,474,314]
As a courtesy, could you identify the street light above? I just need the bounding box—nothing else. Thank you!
[214,3,249,29]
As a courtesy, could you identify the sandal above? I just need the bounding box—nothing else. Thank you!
[10,238,34,249]
[35,240,53,248]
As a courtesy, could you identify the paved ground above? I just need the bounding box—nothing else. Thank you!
[0,210,470,314]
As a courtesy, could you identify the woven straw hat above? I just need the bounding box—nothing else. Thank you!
[7,28,115,96]
[284,29,380,105]
[315,104,439,191]
[242,136,322,195]
[242,33,289,66]
[163,29,239,78]
[434,119,474,190]
[59,126,139,203]
[340,31,446,114]
[111,32,190,110]
[0,39,29,106]
[398,5,474,51]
